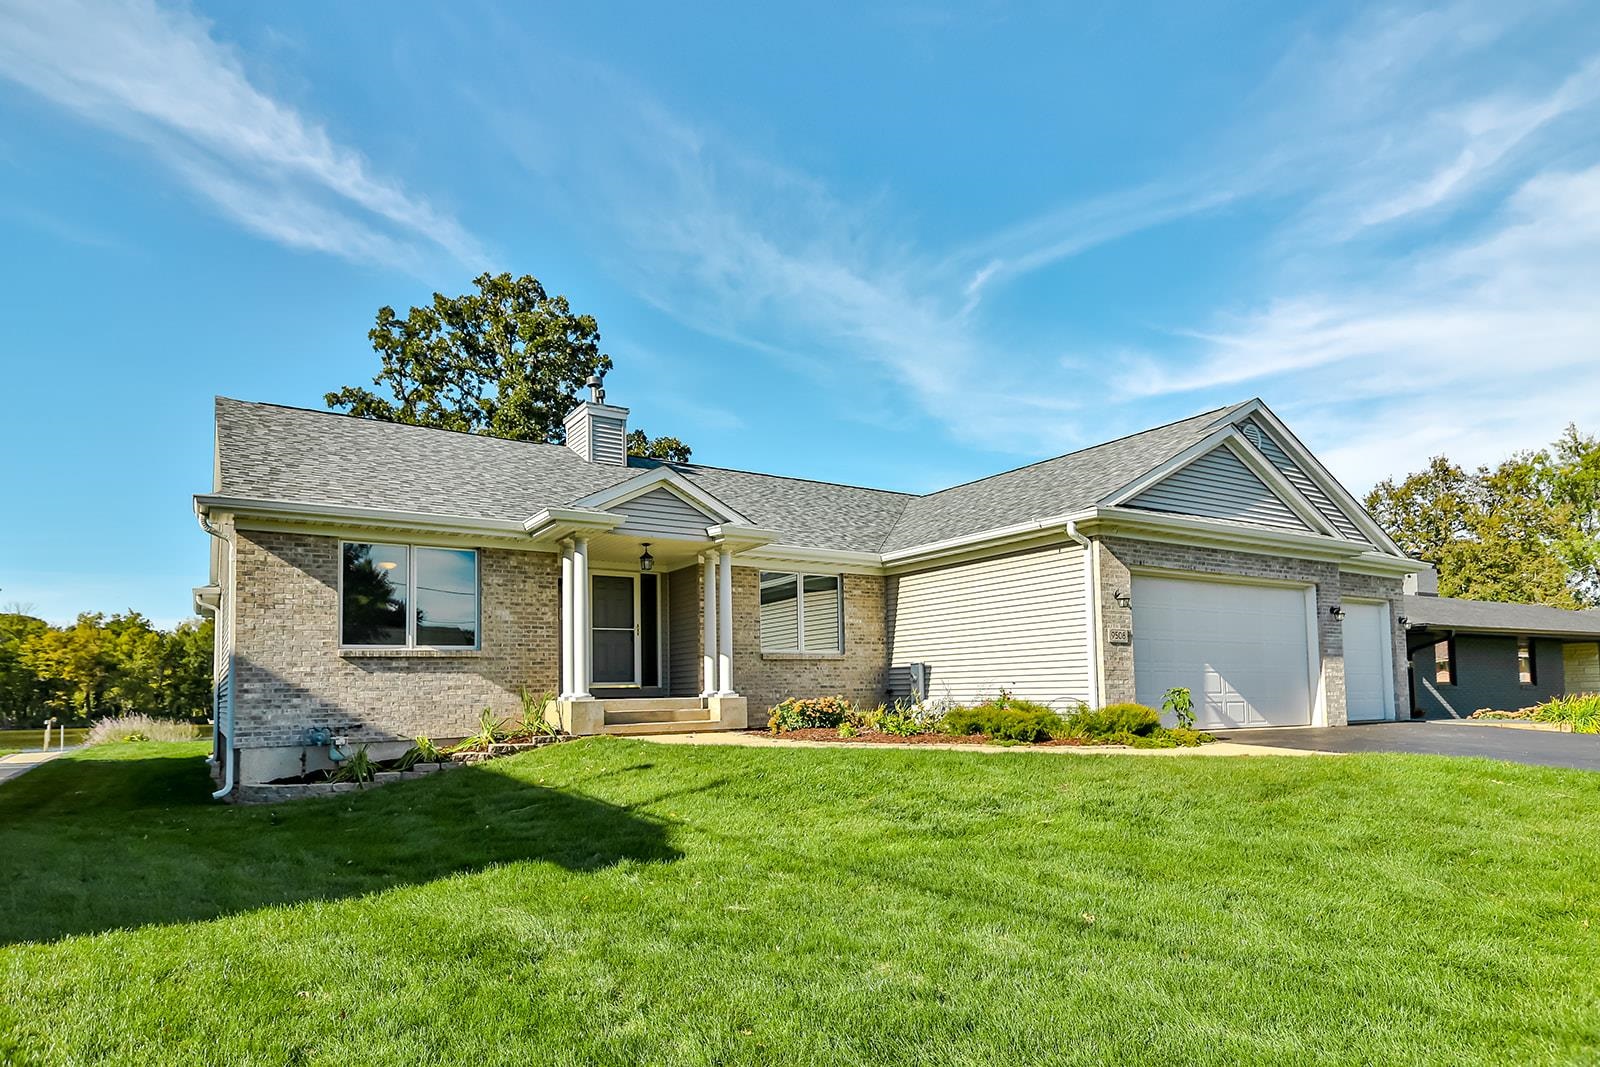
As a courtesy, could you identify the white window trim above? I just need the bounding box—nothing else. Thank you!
[339,540,482,651]
[759,571,843,654]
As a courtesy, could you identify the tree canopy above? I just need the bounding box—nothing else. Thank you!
[326,272,690,460]
[0,612,212,726]
[1365,425,1600,607]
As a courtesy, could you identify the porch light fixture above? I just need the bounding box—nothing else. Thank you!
[639,543,654,572]
[1330,605,1347,620]
[1112,588,1132,608]
[1398,615,1409,627]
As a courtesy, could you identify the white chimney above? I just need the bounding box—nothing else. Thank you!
[1403,564,1438,596]
[564,374,629,465]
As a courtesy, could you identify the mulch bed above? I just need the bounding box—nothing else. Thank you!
[772,728,1090,747]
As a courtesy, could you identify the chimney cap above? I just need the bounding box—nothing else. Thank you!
[586,373,605,404]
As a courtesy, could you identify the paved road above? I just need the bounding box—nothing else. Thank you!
[1223,721,1600,771]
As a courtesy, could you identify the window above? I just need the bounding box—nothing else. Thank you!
[1433,638,1456,685]
[1518,636,1537,686]
[759,571,842,653]
[342,542,479,649]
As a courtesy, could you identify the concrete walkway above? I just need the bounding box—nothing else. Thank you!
[632,731,1326,758]
[0,749,67,785]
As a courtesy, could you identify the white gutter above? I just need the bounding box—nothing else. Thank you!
[1065,520,1101,709]
[195,508,235,799]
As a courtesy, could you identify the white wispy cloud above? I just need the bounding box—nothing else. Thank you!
[0,0,482,267]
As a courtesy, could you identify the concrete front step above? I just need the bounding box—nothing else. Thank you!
[600,719,727,736]
[601,700,713,725]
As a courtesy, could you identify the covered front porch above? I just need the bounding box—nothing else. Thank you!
[527,470,778,735]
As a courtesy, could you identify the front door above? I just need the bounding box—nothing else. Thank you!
[591,574,639,685]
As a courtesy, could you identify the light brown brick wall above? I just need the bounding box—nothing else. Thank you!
[730,566,889,721]
[230,529,559,749]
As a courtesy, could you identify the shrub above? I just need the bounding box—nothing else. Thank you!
[942,702,1066,743]
[85,714,199,746]
[505,689,558,739]
[448,708,504,753]
[1531,693,1600,733]
[1162,727,1214,747]
[331,744,377,785]
[1162,687,1195,729]
[1065,703,1161,740]
[768,696,856,733]
[395,735,448,770]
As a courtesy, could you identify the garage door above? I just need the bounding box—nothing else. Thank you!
[1132,575,1313,729]
[1343,601,1393,722]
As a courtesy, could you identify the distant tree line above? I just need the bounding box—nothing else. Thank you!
[0,611,214,727]
[1366,425,1600,607]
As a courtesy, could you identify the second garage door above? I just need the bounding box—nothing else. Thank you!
[1132,575,1314,729]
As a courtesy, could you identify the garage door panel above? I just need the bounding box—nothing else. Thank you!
[1343,601,1391,722]
[1133,576,1313,729]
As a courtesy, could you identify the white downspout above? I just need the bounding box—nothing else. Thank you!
[1065,521,1101,709]
[196,505,236,800]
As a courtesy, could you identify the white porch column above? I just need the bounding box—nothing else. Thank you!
[717,548,735,695]
[572,537,592,699]
[701,551,718,696]
[559,541,574,698]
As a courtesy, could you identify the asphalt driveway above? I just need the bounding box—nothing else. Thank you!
[1223,721,1600,771]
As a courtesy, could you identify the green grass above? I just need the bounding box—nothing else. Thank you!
[1,741,1597,1065]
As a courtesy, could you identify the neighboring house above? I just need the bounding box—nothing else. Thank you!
[1401,570,1600,717]
[193,388,1425,793]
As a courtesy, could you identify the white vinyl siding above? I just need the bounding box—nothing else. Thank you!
[609,487,714,540]
[886,543,1090,708]
[1239,417,1372,544]
[1129,445,1310,531]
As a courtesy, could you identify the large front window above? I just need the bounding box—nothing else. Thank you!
[759,572,842,653]
[341,542,479,649]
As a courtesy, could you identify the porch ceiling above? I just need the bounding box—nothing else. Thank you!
[585,530,706,571]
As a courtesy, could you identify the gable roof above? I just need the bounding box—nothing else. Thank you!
[213,398,912,553]
[877,403,1246,552]
[210,395,1394,560]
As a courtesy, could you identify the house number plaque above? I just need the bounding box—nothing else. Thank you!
[1106,628,1132,645]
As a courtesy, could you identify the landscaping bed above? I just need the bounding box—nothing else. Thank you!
[1471,692,1600,733]
[764,691,1214,749]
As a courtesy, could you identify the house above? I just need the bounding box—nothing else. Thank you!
[1401,569,1600,717]
[193,387,1425,794]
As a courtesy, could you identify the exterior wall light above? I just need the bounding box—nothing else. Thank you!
[1113,588,1132,608]
[639,543,654,572]
[1330,605,1347,620]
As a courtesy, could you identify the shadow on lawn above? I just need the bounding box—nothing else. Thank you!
[0,748,679,945]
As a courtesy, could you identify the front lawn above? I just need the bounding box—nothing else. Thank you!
[1,741,1597,1064]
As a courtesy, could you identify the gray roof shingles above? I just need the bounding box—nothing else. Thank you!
[1403,595,1600,637]
[211,397,1244,554]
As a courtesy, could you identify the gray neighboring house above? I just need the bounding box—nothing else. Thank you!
[1402,571,1600,717]
[193,388,1426,795]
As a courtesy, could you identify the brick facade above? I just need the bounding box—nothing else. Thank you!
[1093,536,1408,724]
[231,530,559,751]
[729,566,889,721]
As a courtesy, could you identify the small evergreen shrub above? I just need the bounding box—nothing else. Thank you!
[768,696,856,733]
[941,702,1066,742]
[1065,703,1161,740]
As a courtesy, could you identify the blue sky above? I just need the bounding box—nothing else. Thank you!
[3,0,1600,627]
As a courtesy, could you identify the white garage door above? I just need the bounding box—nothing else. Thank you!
[1343,601,1393,722]
[1133,575,1314,729]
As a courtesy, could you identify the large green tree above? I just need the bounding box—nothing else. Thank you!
[325,272,690,460]
[1365,425,1600,607]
